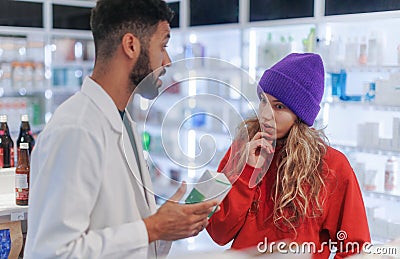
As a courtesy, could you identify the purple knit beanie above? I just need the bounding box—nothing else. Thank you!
[259,53,324,126]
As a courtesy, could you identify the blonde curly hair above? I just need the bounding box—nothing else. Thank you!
[238,117,328,236]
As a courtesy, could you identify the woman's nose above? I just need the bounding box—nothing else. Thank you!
[260,106,274,120]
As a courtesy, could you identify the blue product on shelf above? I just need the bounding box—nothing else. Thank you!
[65,67,83,87]
[331,69,362,102]
[331,73,340,96]
[339,95,362,101]
[0,229,11,259]
[52,68,66,87]
[190,111,206,128]
[365,82,376,101]
[331,69,347,98]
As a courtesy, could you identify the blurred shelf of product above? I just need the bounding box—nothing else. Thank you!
[50,37,95,89]
[0,1,96,136]
[322,98,400,241]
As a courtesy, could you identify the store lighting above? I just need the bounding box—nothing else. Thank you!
[18,88,27,96]
[18,47,26,56]
[188,71,197,96]
[75,70,83,78]
[45,89,53,100]
[45,69,51,80]
[44,45,52,67]
[74,42,83,60]
[189,33,197,44]
[325,25,332,45]
[188,129,196,159]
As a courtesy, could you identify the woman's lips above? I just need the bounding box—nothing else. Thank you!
[260,123,275,136]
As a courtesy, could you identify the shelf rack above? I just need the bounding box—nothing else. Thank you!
[0,168,28,224]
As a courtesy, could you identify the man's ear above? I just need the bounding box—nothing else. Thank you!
[121,33,140,59]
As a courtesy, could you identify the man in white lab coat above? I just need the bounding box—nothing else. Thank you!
[24,0,218,258]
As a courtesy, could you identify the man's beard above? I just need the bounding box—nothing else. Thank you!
[130,45,159,99]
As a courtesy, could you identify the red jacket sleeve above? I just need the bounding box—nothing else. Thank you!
[322,149,371,258]
[206,148,260,246]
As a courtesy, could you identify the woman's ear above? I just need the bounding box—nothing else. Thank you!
[121,33,140,60]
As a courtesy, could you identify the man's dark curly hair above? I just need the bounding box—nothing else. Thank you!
[90,0,174,60]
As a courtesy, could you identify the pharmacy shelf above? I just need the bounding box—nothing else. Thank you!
[0,88,48,98]
[0,194,28,224]
[342,65,400,73]
[52,61,94,69]
[325,101,400,111]
[332,144,400,156]
[363,190,400,202]
[0,168,28,224]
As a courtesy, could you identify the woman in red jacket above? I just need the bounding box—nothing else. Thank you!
[207,53,370,258]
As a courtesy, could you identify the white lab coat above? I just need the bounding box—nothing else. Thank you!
[24,77,171,258]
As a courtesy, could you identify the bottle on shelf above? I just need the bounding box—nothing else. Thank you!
[33,62,45,89]
[11,61,24,90]
[303,28,316,53]
[358,37,368,65]
[384,156,398,193]
[363,81,376,102]
[17,114,35,158]
[23,61,34,90]
[0,114,15,168]
[367,32,378,66]
[15,142,30,206]
[345,37,358,67]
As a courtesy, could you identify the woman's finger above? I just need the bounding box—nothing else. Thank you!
[252,131,274,141]
[248,139,274,153]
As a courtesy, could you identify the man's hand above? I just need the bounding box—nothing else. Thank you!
[144,182,219,242]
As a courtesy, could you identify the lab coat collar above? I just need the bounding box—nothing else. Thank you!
[123,112,156,212]
[81,76,124,133]
[80,76,155,213]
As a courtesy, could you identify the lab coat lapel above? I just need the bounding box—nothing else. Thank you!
[80,77,154,214]
[125,113,157,213]
[121,119,150,213]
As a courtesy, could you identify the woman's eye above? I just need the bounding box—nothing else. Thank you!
[275,104,285,109]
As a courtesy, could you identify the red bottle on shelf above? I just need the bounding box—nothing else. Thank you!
[0,115,14,168]
[15,142,30,206]
[16,114,35,159]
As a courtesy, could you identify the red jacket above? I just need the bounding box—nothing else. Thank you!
[207,146,370,258]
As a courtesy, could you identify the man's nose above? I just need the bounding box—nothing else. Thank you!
[163,51,172,67]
